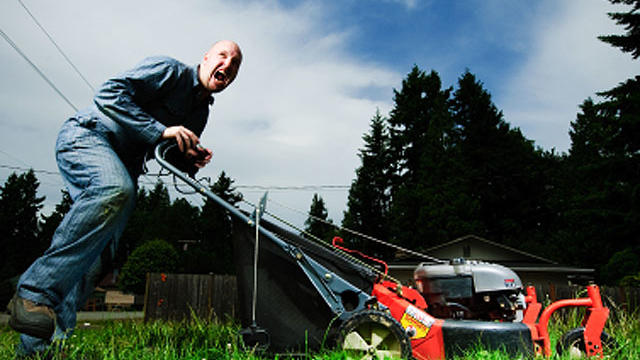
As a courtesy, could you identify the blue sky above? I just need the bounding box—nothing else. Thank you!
[318,1,537,82]
[0,0,637,227]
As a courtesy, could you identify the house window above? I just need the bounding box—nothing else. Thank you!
[463,245,471,258]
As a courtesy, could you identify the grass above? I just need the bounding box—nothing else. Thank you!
[0,307,638,360]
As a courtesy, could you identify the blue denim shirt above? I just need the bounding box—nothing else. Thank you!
[74,56,213,176]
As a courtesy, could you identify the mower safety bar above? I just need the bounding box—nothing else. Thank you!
[154,141,373,319]
[523,284,609,357]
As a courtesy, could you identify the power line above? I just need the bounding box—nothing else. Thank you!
[17,0,95,93]
[235,185,349,191]
[0,148,32,167]
[0,164,59,176]
[0,163,351,191]
[0,26,78,111]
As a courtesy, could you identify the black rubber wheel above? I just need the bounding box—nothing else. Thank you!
[336,310,412,360]
[556,327,615,358]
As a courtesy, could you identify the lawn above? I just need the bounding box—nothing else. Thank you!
[0,307,638,360]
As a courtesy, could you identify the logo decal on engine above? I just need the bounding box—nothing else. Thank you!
[400,305,435,339]
[504,278,516,288]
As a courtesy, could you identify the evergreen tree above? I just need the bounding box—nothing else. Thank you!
[191,171,243,274]
[142,180,172,243]
[38,190,72,251]
[168,197,201,246]
[342,110,392,257]
[598,0,640,59]
[116,187,150,268]
[0,170,45,278]
[387,66,460,250]
[304,193,335,242]
[560,0,640,275]
[452,71,547,248]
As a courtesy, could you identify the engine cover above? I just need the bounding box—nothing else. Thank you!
[414,258,523,293]
[413,258,524,321]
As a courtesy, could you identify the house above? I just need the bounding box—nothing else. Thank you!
[388,235,595,288]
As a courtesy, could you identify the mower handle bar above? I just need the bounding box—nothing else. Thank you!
[154,140,252,225]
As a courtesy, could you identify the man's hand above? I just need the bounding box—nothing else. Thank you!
[185,145,213,168]
[162,126,199,153]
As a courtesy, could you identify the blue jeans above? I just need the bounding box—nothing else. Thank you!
[17,117,137,355]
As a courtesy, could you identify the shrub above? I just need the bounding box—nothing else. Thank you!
[118,239,179,294]
[601,248,640,285]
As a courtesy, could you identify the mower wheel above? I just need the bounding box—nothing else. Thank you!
[336,309,412,360]
[556,327,615,358]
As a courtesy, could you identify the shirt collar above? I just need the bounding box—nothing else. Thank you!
[192,64,214,105]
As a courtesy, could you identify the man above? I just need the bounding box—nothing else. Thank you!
[7,40,242,356]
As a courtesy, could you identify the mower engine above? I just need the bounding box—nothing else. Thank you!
[414,258,525,321]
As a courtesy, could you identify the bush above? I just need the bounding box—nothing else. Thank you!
[118,239,179,294]
[620,273,640,287]
[601,248,640,285]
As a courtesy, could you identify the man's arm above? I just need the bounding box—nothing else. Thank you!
[93,56,181,146]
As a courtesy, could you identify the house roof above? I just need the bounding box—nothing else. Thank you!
[389,234,594,274]
[424,234,558,264]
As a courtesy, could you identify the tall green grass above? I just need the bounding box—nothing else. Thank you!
[1,307,637,359]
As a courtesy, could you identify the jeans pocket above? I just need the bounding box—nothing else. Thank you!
[56,119,99,154]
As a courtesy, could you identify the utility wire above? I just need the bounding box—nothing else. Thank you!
[0,149,32,167]
[236,184,349,191]
[0,163,350,191]
[0,26,78,111]
[0,164,59,176]
[17,0,95,93]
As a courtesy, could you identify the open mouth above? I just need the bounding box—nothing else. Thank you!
[214,70,227,82]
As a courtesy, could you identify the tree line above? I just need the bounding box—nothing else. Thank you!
[0,171,242,302]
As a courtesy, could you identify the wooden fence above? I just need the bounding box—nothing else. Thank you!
[531,283,640,313]
[144,273,237,322]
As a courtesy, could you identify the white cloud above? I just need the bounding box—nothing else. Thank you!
[497,0,637,152]
[0,0,399,226]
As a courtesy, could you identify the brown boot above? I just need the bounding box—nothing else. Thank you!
[7,294,55,340]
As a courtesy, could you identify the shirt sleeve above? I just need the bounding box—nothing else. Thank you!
[93,57,180,145]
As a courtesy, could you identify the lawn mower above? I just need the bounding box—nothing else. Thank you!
[155,141,614,359]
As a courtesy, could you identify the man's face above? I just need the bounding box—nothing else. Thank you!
[199,40,242,93]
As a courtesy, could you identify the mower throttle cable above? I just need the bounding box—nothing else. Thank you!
[266,197,446,264]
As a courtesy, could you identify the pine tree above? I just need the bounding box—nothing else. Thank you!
[168,197,201,245]
[116,187,151,267]
[192,171,243,274]
[304,193,335,242]
[117,181,172,268]
[560,0,640,276]
[38,190,73,253]
[598,0,640,59]
[147,180,173,238]
[342,110,392,257]
[452,71,546,247]
[0,170,45,277]
[387,66,459,250]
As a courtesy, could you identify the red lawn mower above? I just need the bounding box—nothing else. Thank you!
[156,141,614,359]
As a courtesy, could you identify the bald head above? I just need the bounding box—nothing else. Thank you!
[199,40,242,93]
